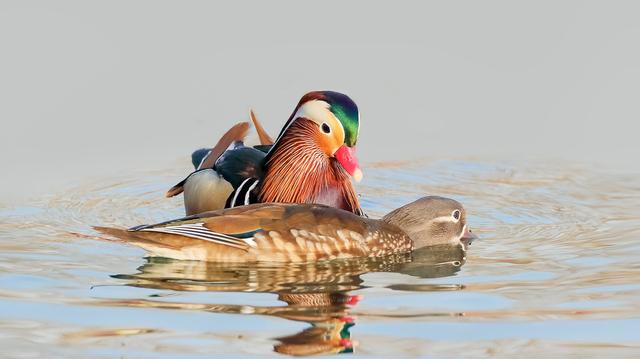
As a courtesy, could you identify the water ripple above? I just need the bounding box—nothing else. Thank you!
[1,158,639,357]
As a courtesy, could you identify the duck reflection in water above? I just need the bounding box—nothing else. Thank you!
[102,241,470,356]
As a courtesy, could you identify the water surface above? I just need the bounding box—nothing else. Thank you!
[1,159,639,358]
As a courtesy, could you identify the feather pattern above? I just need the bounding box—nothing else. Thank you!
[94,196,472,263]
[199,122,250,170]
[95,202,411,263]
[139,223,254,250]
[166,122,250,199]
[259,119,362,215]
[250,109,274,145]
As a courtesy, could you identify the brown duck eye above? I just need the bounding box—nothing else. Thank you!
[321,122,331,134]
[452,210,461,220]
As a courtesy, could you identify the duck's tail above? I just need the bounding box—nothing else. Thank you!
[92,226,176,252]
[93,226,143,243]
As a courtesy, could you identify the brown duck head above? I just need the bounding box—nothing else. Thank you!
[382,196,477,249]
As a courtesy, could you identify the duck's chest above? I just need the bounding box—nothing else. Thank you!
[362,229,414,257]
[315,186,351,212]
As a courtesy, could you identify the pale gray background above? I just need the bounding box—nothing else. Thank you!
[1,1,639,203]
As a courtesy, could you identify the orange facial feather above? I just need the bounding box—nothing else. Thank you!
[259,119,362,215]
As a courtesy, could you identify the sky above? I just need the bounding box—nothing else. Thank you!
[1,1,639,203]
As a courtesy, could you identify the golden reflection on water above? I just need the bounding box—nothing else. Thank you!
[0,159,639,357]
[94,245,466,355]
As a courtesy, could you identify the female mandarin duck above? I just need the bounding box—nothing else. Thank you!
[166,91,364,216]
[96,196,477,263]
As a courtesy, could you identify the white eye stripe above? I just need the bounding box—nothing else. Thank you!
[296,100,331,125]
[430,211,462,223]
[269,100,332,150]
[431,216,457,223]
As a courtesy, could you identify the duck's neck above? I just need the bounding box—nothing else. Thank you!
[259,119,361,214]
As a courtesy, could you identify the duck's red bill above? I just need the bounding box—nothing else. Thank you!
[335,145,363,182]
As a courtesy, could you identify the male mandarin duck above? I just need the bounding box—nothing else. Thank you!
[166,91,364,216]
[95,196,477,263]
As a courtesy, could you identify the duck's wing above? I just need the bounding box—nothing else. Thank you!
[138,203,285,241]
[94,204,286,261]
[166,122,250,198]
[189,110,271,171]
[215,147,266,188]
[95,203,393,262]
[198,122,250,170]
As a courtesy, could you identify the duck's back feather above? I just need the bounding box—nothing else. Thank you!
[215,146,265,188]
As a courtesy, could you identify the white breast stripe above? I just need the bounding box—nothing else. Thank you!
[244,180,259,205]
[231,178,253,208]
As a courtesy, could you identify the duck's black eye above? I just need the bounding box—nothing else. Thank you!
[321,122,331,134]
[452,210,461,220]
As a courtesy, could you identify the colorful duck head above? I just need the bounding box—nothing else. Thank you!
[268,91,362,181]
[383,196,477,248]
[259,91,363,214]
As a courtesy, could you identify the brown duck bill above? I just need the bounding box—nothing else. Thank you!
[334,145,363,182]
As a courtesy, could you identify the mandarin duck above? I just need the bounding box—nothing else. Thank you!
[166,91,364,216]
[95,196,477,263]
